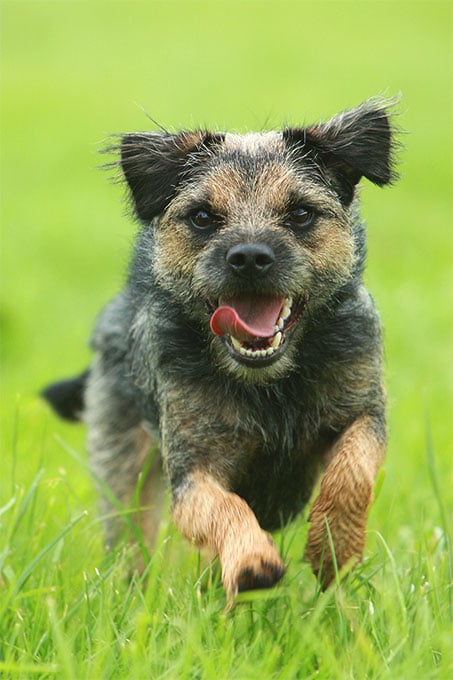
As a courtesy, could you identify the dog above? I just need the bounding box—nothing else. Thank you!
[43,98,398,598]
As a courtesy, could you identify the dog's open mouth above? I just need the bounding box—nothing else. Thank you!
[209,294,304,365]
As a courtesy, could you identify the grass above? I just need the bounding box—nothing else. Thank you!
[1,458,451,678]
[1,1,452,678]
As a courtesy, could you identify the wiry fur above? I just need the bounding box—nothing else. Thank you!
[43,98,399,599]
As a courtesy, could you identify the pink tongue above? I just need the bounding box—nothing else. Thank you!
[210,295,284,342]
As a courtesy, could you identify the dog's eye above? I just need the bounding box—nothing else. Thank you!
[190,208,218,231]
[288,207,314,228]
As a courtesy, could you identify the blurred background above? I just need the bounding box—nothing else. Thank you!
[1,1,452,533]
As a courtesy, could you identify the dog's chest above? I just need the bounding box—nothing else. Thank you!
[232,440,323,530]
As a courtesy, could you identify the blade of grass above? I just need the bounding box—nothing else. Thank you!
[424,409,453,620]
[47,596,77,680]
[0,510,87,619]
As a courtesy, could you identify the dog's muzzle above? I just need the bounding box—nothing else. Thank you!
[204,241,306,367]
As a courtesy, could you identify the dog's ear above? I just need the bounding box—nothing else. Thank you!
[284,98,400,203]
[120,131,223,223]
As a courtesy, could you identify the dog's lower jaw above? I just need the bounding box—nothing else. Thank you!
[212,337,300,384]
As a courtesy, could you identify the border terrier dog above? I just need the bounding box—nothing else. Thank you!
[43,98,398,598]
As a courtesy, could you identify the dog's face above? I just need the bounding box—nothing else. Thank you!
[153,132,354,382]
[120,101,396,382]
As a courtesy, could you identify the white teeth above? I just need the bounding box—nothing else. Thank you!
[229,330,283,359]
[280,305,291,321]
[275,296,293,328]
[271,332,282,348]
[231,338,280,358]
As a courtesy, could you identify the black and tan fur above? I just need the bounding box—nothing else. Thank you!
[43,98,398,598]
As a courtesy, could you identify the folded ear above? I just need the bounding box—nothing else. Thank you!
[284,98,400,203]
[120,131,223,222]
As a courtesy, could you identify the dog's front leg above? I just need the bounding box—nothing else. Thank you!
[306,415,386,587]
[172,473,285,598]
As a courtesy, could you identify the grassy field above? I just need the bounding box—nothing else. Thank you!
[1,1,452,678]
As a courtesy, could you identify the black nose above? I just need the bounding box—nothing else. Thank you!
[226,243,275,277]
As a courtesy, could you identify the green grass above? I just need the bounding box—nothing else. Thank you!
[1,1,452,678]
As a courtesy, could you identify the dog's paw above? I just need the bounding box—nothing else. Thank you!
[221,535,285,598]
[237,558,285,592]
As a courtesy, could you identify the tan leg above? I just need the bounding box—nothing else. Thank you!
[172,473,285,598]
[305,416,386,587]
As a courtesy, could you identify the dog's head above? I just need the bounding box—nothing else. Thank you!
[119,99,398,383]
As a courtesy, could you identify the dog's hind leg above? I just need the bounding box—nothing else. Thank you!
[84,357,165,558]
